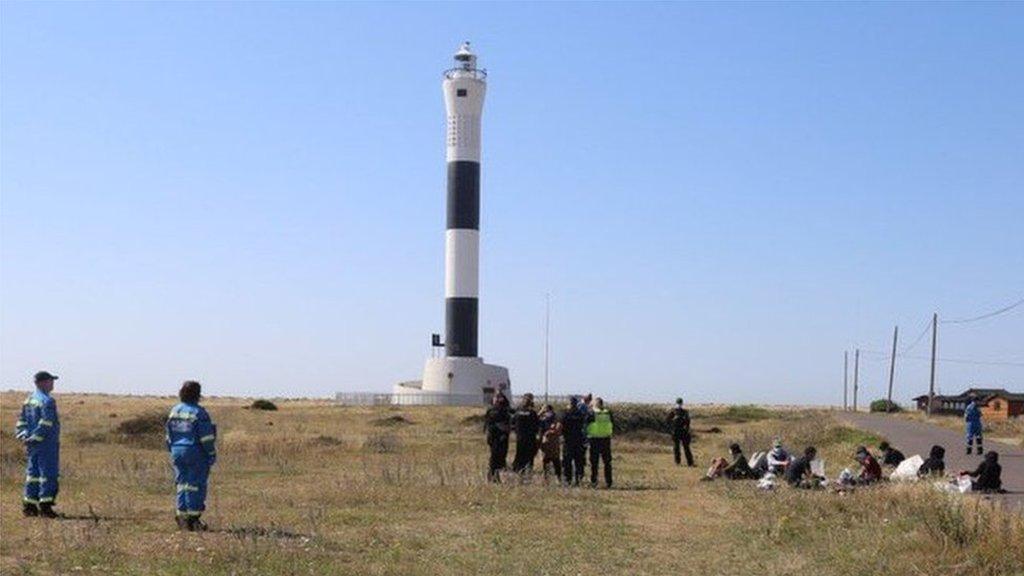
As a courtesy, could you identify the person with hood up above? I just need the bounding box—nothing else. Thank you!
[962,451,1002,493]
[166,380,217,531]
[561,397,587,486]
[538,404,562,482]
[854,446,882,484]
[964,395,984,455]
[511,393,540,475]
[484,392,512,482]
[918,445,946,477]
[766,439,791,475]
[878,442,906,468]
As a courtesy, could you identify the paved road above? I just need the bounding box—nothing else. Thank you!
[838,412,1023,509]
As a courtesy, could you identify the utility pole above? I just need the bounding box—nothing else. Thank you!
[543,293,550,405]
[853,348,860,412]
[927,312,937,417]
[886,325,899,410]
[843,351,849,411]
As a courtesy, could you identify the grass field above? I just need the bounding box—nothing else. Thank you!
[2,393,1022,575]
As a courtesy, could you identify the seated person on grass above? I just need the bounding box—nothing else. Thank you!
[703,443,756,481]
[877,441,905,469]
[961,451,1002,493]
[785,446,825,489]
[854,446,883,484]
[766,438,791,475]
[918,445,946,477]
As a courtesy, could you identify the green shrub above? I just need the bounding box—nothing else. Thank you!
[115,412,165,435]
[613,404,672,435]
[251,399,278,411]
[870,399,901,413]
[113,412,167,450]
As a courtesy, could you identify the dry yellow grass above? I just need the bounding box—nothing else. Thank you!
[2,392,1021,575]
[896,411,1024,447]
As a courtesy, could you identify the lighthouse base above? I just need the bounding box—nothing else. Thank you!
[392,357,510,406]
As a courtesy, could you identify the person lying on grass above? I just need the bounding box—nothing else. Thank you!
[785,446,825,489]
[702,443,757,481]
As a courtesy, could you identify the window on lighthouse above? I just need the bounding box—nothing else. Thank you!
[456,88,468,97]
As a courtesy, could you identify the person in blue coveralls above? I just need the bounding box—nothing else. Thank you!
[964,395,984,456]
[166,380,217,531]
[15,371,62,518]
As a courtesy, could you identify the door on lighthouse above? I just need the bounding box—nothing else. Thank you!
[482,387,494,405]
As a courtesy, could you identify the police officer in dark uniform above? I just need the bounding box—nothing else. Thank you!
[484,393,512,482]
[667,398,694,466]
[561,397,587,486]
[511,393,540,474]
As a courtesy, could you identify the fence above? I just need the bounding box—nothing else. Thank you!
[335,392,577,407]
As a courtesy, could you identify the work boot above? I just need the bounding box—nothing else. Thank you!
[976,446,984,455]
[38,503,59,519]
[175,514,187,530]
[22,502,38,517]
[186,516,208,532]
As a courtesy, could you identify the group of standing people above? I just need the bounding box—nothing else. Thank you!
[484,392,614,488]
[15,371,218,531]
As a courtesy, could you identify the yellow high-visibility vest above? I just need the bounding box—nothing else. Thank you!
[587,409,613,438]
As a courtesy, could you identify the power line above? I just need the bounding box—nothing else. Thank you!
[900,354,1024,368]
[901,317,932,354]
[941,297,1024,325]
[856,349,1024,367]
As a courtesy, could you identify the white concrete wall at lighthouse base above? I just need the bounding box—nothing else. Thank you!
[392,357,510,406]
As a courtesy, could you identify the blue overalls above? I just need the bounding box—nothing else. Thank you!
[964,401,983,455]
[14,390,61,508]
[165,402,216,518]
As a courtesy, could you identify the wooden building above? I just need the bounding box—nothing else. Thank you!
[913,387,1024,420]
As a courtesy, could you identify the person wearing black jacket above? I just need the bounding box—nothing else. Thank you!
[878,441,906,468]
[785,446,824,488]
[963,451,1002,493]
[561,397,587,486]
[484,393,512,482]
[511,393,540,474]
[918,445,946,477]
[667,398,694,466]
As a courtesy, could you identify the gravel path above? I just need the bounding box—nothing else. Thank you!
[838,412,1023,510]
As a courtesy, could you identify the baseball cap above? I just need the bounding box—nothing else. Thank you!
[34,371,59,383]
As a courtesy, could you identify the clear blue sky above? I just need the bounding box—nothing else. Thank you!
[2,3,1022,404]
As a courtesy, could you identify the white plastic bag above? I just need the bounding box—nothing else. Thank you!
[810,458,825,478]
[757,473,777,491]
[957,474,973,494]
[890,455,924,481]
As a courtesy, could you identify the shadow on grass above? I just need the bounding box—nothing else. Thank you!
[603,483,676,492]
[219,525,312,540]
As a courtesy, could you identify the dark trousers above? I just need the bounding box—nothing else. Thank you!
[673,433,694,466]
[967,433,983,455]
[488,436,509,482]
[542,450,562,480]
[512,437,537,473]
[563,441,585,485]
[589,437,613,487]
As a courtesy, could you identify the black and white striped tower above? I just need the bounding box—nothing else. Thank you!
[394,42,508,405]
[443,42,486,358]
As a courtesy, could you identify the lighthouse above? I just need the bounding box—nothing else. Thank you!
[394,42,510,405]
